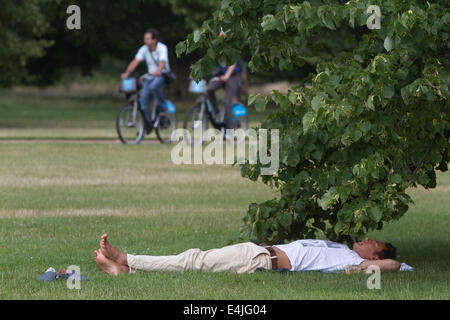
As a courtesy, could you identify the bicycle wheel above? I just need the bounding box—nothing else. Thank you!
[156,111,177,144]
[183,104,208,145]
[116,102,145,145]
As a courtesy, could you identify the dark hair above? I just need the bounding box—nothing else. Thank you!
[145,28,159,41]
[376,242,397,260]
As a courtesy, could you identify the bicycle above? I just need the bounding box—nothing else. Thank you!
[116,74,177,144]
[183,79,249,145]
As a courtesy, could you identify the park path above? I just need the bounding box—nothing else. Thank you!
[0,139,254,145]
[0,139,161,144]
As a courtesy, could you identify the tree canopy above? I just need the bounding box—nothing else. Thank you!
[177,0,450,244]
[0,0,51,86]
[1,0,220,89]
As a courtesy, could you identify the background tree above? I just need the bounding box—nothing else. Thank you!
[178,0,449,244]
[3,0,341,95]
[23,0,220,98]
[0,0,51,86]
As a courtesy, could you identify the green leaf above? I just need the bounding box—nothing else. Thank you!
[260,207,270,219]
[287,150,300,166]
[337,206,353,223]
[248,94,267,112]
[311,149,323,161]
[382,86,395,99]
[354,54,364,63]
[319,187,338,210]
[302,112,315,133]
[193,29,201,43]
[390,174,401,184]
[354,221,363,233]
[220,0,232,10]
[311,95,326,112]
[175,41,187,57]
[261,14,276,31]
[360,121,371,135]
[350,128,362,142]
[295,199,303,210]
[369,207,382,222]
[384,36,393,52]
[370,167,379,179]
[365,95,375,111]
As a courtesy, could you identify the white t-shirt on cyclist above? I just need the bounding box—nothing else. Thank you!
[135,42,170,75]
[273,239,366,272]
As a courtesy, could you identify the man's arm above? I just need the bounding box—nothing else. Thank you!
[121,58,141,79]
[152,60,166,77]
[359,259,401,273]
[220,64,236,82]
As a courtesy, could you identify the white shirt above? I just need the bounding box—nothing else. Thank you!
[273,239,365,272]
[135,43,170,75]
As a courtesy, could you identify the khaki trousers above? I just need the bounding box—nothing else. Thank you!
[127,242,272,274]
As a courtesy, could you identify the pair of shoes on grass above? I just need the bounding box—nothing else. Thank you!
[37,267,89,281]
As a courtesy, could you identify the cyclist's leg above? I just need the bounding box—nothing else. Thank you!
[206,77,224,112]
[232,87,243,104]
[148,76,166,113]
[224,73,242,129]
[139,77,155,123]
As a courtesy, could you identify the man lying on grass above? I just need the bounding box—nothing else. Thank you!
[94,234,401,275]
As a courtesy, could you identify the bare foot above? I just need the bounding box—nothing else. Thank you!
[94,249,129,275]
[100,234,128,266]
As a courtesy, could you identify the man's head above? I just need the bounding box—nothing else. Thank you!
[144,28,159,47]
[352,237,397,260]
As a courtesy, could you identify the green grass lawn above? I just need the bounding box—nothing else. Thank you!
[0,94,449,299]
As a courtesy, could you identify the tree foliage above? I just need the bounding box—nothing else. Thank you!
[0,0,51,86]
[4,0,219,91]
[178,0,450,244]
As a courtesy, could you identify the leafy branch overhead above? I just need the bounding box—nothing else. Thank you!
[177,0,450,244]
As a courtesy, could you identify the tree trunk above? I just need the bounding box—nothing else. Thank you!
[64,68,73,93]
[171,56,198,101]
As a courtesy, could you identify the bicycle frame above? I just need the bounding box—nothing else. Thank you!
[195,94,224,130]
[126,94,140,127]
[126,89,162,129]
[195,93,248,131]
[118,74,177,145]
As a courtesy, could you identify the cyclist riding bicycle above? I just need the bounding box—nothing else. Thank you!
[121,28,171,131]
[206,29,247,130]
[207,58,247,130]
[232,59,248,106]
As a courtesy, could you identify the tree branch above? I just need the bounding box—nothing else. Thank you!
[407,136,436,184]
